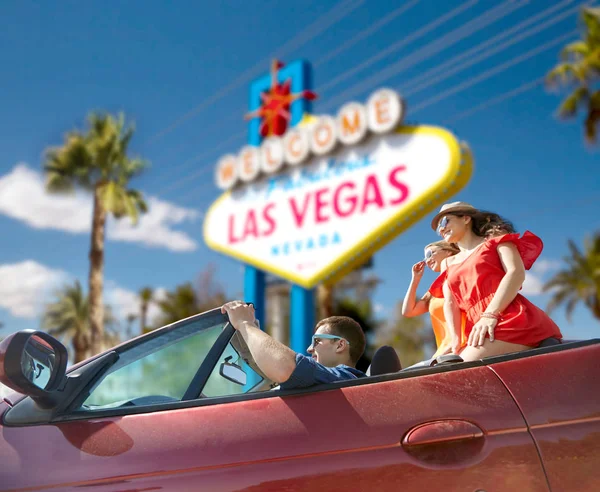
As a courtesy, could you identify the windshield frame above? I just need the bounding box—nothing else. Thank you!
[66,309,235,413]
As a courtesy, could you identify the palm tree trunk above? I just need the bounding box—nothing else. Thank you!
[73,332,89,363]
[593,296,600,320]
[89,185,106,355]
[317,283,334,319]
[140,303,148,334]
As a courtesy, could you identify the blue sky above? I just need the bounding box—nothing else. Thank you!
[0,0,598,343]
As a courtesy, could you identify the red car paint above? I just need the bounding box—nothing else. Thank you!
[0,343,598,491]
[491,344,600,492]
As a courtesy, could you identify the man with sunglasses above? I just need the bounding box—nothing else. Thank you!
[221,300,366,389]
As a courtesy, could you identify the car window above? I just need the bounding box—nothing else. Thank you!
[202,334,265,398]
[81,313,227,410]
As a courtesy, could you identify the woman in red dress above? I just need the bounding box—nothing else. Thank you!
[429,201,562,362]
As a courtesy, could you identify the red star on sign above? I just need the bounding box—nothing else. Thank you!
[244,59,317,137]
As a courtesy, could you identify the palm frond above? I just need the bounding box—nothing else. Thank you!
[546,62,580,86]
[43,111,148,225]
[544,232,600,321]
[561,41,591,59]
[558,87,590,118]
[582,7,600,45]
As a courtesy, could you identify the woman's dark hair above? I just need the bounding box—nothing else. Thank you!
[450,210,515,238]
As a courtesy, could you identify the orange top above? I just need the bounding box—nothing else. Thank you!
[428,296,466,358]
[431,232,562,347]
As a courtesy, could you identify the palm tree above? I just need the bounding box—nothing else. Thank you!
[154,267,227,328]
[546,7,600,142]
[44,113,148,355]
[42,281,91,363]
[155,283,199,327]
[126,313,138,339]
[377,302,436,368]
[332,297,380,373]
[42,281,119,363]
[543,232,600,321]
[139,287,153,334]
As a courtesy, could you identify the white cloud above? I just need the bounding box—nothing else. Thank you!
[0,261,69,318]
[0,164,199,252]
[105,283,167,328]
[109,197,199,252]
[521,258,562,296]
[532,259,562,275]
[522,272,545,296]
[0,164,92,233]
[374,303,386,314]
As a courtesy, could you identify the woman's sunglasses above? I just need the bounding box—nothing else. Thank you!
[436,216,450,235]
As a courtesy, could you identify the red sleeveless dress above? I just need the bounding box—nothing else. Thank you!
[430,232,562,347]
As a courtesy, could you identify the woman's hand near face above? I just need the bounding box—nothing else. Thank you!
[412,261,425,280]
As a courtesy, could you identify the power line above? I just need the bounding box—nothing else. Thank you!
[143,0,365,146]
[158,131,245,195]
[317,0,480,96]
[155,2,578,202]
[410,30,577,114]
[320,0,528,112]
[443,77,544,124]
[151,0,429,184]
[155,1,491,195]
[314,0,422,67]
[153,0,578,186]
[402,0,579,98]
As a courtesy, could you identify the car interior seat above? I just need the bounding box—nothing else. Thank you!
[367,345,402,376]
[538,337,562,348]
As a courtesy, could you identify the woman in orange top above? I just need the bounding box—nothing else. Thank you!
[430,202,563,362]
[402,240,466,358]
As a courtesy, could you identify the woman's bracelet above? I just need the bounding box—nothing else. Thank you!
[481,312,501,321]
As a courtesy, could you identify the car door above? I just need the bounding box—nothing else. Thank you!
[489,340,600,492]
[1,316,549,491]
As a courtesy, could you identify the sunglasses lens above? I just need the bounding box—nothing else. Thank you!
[425,250,432,260]
[437,216,449,234]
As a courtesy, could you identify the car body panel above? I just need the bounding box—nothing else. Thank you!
[0,365,548,491]
[491,344,600,491]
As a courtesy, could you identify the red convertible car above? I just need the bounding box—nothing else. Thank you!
[0,308,598,491]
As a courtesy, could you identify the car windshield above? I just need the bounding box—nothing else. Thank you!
[80,310,270,411]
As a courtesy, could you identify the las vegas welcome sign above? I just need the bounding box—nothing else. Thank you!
[203,88,473,288]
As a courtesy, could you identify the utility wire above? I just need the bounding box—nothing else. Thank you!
[443,77,545,124]
[318,0,480,95]
[402,0,579,97]
[156,1,493,194]
[155,0,423,181]
[143,0,365,145]
[320,0,528,111]
[410,30,577,114]
[314,0,422,67]
[155,2,580,201]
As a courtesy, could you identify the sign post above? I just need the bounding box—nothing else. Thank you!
[290,285,314,354]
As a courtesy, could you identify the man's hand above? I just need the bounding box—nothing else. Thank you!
[221,300,297,384]
[221,300,256,331]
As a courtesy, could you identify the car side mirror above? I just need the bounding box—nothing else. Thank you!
[219,356,247,386]
[0,330,68,409]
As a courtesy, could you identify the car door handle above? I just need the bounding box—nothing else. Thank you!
[403,419,484,446]
[401,420,485,464]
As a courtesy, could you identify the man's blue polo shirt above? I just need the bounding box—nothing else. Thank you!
[279,353,366,390]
